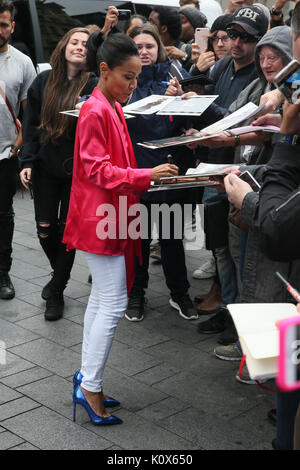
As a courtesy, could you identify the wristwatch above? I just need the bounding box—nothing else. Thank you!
[10,145,20,156]
[270,6,283,16]
[284,134,300,145]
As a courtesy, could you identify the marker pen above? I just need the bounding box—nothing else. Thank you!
[276,271,300,303]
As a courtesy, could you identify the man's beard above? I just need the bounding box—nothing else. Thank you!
[0,35,10,50]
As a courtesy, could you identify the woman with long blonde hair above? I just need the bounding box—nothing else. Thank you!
[19,27,98,321]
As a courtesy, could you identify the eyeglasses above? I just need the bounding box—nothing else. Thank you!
[226,28,257,43]
[258,55,281,64]
[211,36,230,44]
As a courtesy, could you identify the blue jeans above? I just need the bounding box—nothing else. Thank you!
[203,187,239,307]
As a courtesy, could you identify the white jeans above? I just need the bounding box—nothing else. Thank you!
[81,252,128,392]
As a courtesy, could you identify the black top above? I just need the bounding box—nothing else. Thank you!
[20,70,98,179]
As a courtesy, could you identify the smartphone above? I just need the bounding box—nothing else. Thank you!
[239,170,261,192]
[118,9,131,21]
[277,316,300,392]
[194,28,210,54]
[273,59,300,104]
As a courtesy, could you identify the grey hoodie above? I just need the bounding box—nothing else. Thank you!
[254,25,293,82]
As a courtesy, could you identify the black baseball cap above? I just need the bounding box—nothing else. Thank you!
[228,6,269,39]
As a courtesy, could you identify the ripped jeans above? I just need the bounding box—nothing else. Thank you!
[32,166,75,292]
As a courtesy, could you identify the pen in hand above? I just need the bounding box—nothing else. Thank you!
[276,271,300,303]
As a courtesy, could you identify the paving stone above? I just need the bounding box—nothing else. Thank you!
[16,316,84,348]
[144,311,204,345]
[10,276,43,298]
[84,409,197,450]
[10,259,49,281]
[0,318,40,348]
[0,431,24,450]
[152,370,273,420]
[9,442,39,450]
[0,397,41,421]
[16,376,78,421]
[137,397,190,422]
[0,384,22,404]
[144,339,209,371]
[0,350,35,379]
[107,341,162,376]
[12,230,41,250]
[12,244,49,268]
[97,368,167,413]
[155,407,260,450]
[0,367,53,389]
[115,320,169,350]
[2,407,111,450]
[9,339,81,377]
[0,298,43,323]
[133,364,180,386]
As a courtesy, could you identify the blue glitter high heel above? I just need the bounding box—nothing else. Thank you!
[73,385,122,425]
[73,370,120,408]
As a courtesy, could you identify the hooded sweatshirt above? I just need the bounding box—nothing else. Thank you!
[228,25,293,165]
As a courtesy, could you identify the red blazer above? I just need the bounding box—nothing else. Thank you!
[63,88,151,292]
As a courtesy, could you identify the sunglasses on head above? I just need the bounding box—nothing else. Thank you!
[226,27,258,43]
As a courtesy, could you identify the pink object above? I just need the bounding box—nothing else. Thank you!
[63,88,151,293]
[277,316,300,391]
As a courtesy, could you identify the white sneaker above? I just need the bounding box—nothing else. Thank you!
[193,258,216,279]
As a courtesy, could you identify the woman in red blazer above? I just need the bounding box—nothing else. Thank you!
[63,31,178,425]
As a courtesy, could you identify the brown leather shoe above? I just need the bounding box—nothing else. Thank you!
[196,283,222,315]
[194,282,220,303]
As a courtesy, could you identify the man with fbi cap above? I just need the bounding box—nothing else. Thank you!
[190,6,269,341]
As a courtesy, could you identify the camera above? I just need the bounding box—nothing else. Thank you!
[273,59,300,104]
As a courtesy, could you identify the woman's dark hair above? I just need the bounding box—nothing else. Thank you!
[124,14,147,35]
[86,31,139,75]
[129,22,168,63]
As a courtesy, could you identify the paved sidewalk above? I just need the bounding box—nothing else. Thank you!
[0,190,275,450]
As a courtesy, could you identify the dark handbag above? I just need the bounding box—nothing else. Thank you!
[228,206,249,232]
[204,197,229,250]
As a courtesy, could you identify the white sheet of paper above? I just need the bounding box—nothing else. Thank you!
[201,101,268,135]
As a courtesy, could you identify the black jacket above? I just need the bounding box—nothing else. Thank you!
[20,70,98,179]
[258,142,300,262]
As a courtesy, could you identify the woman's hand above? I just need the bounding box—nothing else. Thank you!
[257,89,284,116]
[195,49,215,73]
[252,113,282,128]
[150,163,179,182]
[165,77,183,96]
[224,173,253,209]
[20,168,32,190]
[211,166,241,192]
[101,6,119,35]
[280,99,300,135]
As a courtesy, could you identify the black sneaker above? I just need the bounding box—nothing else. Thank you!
[41,273,54,300]
[169,294,199,320]
[217,322,238,345]
[125,296,145,322]
[197,308,228,334]
[0,271,15,300]
[44,292,64,321]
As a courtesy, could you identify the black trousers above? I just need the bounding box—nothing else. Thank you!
[32,167,75,292]
[0,156,18,272]
[129,200,190,299]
